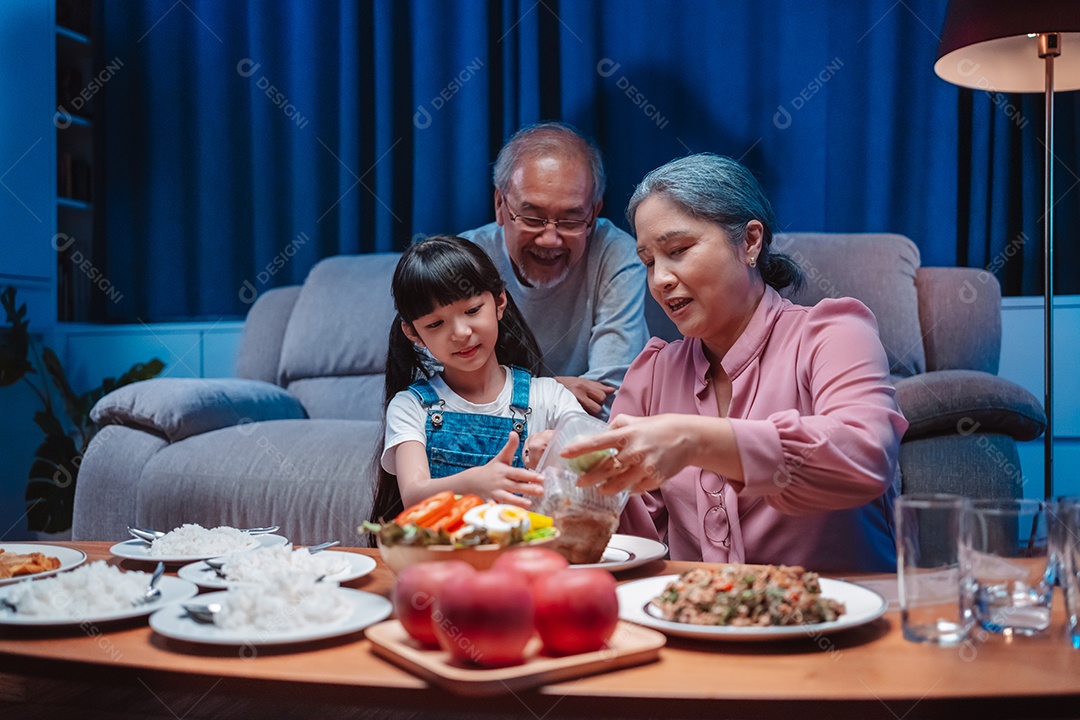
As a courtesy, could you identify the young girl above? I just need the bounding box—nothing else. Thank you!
[370,235,584,523]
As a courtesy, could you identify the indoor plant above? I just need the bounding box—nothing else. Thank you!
[0,285,164,533]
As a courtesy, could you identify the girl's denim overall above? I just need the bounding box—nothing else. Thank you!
[407,366,532,479]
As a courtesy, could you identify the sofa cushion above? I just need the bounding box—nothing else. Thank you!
[135,419,382,545]
[894,370,1046,441]
[778,233,925,377]
[278,254,400,385]
[91,378,308,443]
[287,376,387,421]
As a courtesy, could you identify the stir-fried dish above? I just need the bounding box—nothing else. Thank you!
[653,564,846,626]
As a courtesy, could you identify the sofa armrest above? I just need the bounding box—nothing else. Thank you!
[915,267,1001,373]
[90,378,308,443]
[894,370,1045,442]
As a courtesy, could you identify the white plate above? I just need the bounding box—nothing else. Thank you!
[149,588,392,646]
[0,575,198,627]
[177,550,377,590]
[617,575,887,641]
[110,534,289,564]
[0,543,88,587]
[572,535,668,572]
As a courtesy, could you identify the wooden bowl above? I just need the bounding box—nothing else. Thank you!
[376,533,559,574]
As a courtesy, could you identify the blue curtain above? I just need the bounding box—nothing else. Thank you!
[101,0,1080,321]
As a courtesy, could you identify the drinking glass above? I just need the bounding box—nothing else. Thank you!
[966,498,1052,636]
[895,494,973,645]
[1051,498,1080,648]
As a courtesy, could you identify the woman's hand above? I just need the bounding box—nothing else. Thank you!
[522,429,553,470]
[466,432,545,507]
[561,414,711,495]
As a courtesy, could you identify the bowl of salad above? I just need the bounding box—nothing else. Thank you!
[361,491,559,573]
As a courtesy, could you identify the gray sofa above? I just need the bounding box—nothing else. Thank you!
[73,234,1045,545]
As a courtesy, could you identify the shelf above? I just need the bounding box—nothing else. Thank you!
[57,197,92,211]
[55,25,90,45]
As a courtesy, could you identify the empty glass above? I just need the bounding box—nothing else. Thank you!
[1051,498,1080,648]
[895,494,973,645]
[965,498,1052,636]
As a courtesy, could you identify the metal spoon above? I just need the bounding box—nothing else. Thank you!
[128,525,280,544]
[133,562,165,606]
[182,601,222,624]
[305,540,340,554]
[204,540,340,578]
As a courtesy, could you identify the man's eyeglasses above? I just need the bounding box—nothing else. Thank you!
[504,199,593,236]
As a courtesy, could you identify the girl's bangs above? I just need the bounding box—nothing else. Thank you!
[394,246,492,322]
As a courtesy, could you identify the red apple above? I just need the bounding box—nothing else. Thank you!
[491,546,569,597]
[392,561,475,646]
[533,568,619,655]
[433,570,535,667]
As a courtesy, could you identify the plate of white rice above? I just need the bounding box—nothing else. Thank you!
[177,547,376,590]
[111,524,289,563]
[149,575,392,646]
[0,561,198,626]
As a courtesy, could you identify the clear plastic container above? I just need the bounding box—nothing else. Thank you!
[536,413,617,475]
[535,414,630,563]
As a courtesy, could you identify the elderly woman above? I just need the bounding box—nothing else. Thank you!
[563,154,907,572]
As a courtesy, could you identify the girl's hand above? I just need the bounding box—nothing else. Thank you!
[522,429,554,470]
[560,414,698,495]
[473,432,545,507]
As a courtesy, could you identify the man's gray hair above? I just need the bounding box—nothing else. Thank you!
[493,122,606,205]
[625,153,803,291]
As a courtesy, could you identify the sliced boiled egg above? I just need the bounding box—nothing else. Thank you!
[460,503,531,541]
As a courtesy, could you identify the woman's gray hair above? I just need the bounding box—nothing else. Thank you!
[493,122,606,205]
[626,153,803,292]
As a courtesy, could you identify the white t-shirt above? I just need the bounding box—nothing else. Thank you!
[381,366,584,474]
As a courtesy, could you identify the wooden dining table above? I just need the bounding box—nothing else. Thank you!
[1,541,1078,719]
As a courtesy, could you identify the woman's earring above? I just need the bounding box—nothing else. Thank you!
[748,256,758,268]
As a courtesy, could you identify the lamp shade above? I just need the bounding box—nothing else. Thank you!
[935,0,1080,92]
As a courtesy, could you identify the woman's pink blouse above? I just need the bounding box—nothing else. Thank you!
[616,286,908,572]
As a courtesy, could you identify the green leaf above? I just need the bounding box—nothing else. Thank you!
[0,285,32,388]
[32,410,67,438]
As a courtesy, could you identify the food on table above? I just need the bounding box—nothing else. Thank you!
[434,569,535,667]
[564,444,617,475]
[653,565,846,627]
[0,549,61,579]
[491,547,569,598]
[533,567,619,655]
[0,561,150,618]
[461,503,533,542]
[148,523,256,557]
[548,500,620,565]
[217,545,350,584]
[213,574,352,631]
[535,465,628,565]
[393,561,476,646]
[362,493,556,549]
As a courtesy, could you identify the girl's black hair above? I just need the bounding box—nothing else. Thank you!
[369,235,543,534]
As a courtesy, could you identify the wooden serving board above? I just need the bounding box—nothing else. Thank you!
[366,620,665,696]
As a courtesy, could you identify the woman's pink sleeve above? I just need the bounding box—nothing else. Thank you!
[614,339,667,542]
[730,300,908,514]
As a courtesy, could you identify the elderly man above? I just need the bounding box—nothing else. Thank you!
[461,122,648,417]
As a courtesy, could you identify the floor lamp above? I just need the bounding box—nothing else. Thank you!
[934,1,1080,500]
